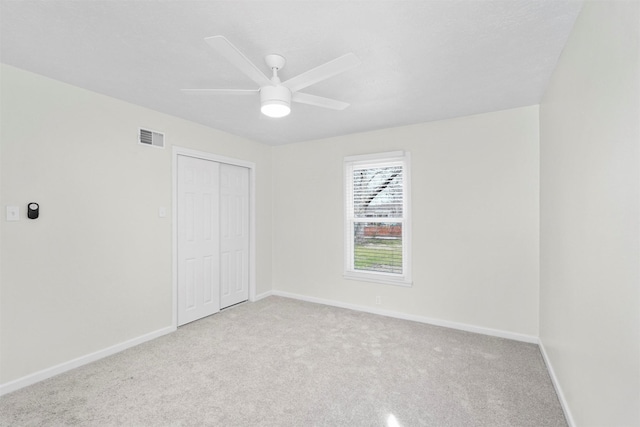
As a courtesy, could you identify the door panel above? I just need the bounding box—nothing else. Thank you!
[177,155,220,325]
[219,163,250,309]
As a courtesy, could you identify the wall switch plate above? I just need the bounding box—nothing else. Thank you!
[158,207,167,218]
[375,295,381,305]
[6,206,19,221]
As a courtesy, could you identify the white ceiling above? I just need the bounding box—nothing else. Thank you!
[0,1,583,146]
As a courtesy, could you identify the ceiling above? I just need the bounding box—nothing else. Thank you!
[0,1,583,146]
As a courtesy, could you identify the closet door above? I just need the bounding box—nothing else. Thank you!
[177,155,220,325]
[219,163,250,309]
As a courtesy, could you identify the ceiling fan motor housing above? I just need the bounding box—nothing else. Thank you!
[260,85,292,117]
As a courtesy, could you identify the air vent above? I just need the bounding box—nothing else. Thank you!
[138,128,165,148]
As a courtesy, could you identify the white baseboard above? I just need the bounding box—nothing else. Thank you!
[270,290,539,344]
[0,325,176,397]
[539,339,575,427]
[252,290,274,302]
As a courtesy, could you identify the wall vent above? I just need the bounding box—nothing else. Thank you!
[138,128,165,148]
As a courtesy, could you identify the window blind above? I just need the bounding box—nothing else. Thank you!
[352,164,403,218]
[348,162,404,275]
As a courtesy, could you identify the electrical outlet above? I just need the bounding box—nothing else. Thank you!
[375,295,381,305]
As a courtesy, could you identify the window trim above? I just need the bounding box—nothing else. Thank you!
[343,151,412,287]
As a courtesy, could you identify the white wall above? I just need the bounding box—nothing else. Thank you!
[0,64,273,384]
[539,1,639,426]
[272,106,540,337]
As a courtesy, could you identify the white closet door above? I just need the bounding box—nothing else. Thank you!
[177,155,220,325]
[219,163,250,309]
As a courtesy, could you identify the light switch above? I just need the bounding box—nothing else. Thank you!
[6,206,19,221]
[158,207,167,218]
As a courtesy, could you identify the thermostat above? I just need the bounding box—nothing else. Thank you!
[27,203,39,219]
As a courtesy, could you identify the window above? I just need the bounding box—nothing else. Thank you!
[344,151,411,286]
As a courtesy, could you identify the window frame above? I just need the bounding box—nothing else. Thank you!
[343,151,412,287]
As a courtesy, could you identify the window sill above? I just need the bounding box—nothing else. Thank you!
[343,271,412,287]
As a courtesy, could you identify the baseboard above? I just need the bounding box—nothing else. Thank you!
[270,290,539,344]
[0,325,176,397]
[539,339,575,427]
[252,290,274,302]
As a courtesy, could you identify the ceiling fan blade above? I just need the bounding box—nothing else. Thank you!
[204,36,272,88]
[292,92,350,110]
[283,53,360,93]
[181,89,259,95]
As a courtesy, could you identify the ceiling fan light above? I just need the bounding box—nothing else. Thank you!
[260,85,291,118]
[261,100,291,118]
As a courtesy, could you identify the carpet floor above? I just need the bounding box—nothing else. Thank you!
[0,296,566,426]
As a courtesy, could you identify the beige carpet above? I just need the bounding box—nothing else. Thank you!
[0,296,566,426]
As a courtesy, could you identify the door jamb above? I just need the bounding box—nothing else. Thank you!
[172,146,256,329]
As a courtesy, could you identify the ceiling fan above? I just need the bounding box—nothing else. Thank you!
[182,36,360,118]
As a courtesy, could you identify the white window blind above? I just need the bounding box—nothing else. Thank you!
[345,152,411,286]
